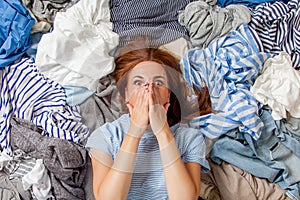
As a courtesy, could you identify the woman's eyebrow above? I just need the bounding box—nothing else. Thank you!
[131,75,166,79]
[153,75,167,79]
[132,75,144,79]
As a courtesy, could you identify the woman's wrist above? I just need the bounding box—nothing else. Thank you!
[155,123,174,145]
[127,120,146,138]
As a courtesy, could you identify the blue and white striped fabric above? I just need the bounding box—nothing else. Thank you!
[110,0,198,46]
[249,0,300,68]
[0,58,89,155]
[180,23,271,140]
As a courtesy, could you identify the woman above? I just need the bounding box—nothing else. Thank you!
[85,46,210,200]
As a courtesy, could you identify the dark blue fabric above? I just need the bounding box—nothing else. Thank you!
[26,32,44,61]
[0,0,34,69]
[217,0,288,8]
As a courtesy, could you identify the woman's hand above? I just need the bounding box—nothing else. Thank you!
[149,84,170,135]
[127,87,149,137]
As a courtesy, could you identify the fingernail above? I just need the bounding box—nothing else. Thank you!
[144,83,150,89]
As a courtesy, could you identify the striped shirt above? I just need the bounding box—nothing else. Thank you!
[249,0,300,68]
[110,0,198,46]
[1,149,36,178]
[180,23,271,140]
[0,58,89,155]
[85,114,209,200]
[217,0,284,8]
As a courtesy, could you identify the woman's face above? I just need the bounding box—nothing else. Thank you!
[125,61,170,105]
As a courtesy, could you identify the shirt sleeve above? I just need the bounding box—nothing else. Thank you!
[85,123,115,159]
[175,126,210,172]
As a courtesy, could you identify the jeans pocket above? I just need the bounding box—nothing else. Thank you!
[269,141,292,161]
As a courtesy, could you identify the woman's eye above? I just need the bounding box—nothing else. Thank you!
[155,80,164,86]
[133,80,143,86]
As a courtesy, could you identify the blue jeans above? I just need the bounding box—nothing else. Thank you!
[211,108,300,200]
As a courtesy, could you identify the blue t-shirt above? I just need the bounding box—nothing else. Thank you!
[86,114,209,200]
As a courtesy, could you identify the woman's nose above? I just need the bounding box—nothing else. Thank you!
[142,82,155,88]
[142,82,149,90]
[142,82,149,86]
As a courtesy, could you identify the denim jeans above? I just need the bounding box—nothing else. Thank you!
[211,108,300,200]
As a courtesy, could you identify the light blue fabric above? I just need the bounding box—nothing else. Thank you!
[211,108,300,200]
[180,23,271,140]
[63,86,93,106]
[0,0,34,68]
[85,114,209,200]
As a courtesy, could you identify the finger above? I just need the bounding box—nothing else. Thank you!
[164,102,170,111]
[136,87,149,107]
[131,87,149,115]
[129,87,143,106]
[126,103,133,114]
[148,84,154,106]
[152,84,161,105]
[141,87,149,109]
[128,88,138,105]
